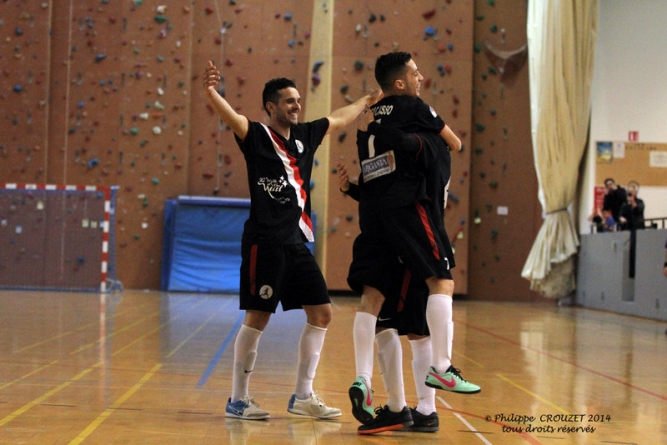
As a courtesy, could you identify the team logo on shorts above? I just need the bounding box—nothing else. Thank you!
[259,285,273,299]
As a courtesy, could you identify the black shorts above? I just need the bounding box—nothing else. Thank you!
[348,201,453,295]
[380,202,454,282]
[239,242,330,312]
[376,263,430,336]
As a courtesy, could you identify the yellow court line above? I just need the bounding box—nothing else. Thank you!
[165,311,218,359]
[0,359,59,391]
[14,300,157,354]
[0,296,217,430]
[454,351,486,369]
[69,297,206,355]
[0,368,93,427]
[107,308,198,357]
[69,310,163,355]
[106,297,230,358]
[15,323,97,354]
[68,363,162,445]
[496,373,570,414]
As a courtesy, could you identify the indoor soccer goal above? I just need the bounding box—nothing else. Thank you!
[0,183,121,292]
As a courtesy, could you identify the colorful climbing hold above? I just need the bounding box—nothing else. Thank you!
[422,9,436,20]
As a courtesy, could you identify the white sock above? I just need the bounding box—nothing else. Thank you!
[231,324,262,402]
[426,294,453,373]
[294,323,327,399]
[410,336,436,415]
[353,311,377,387]
[375,329,405,412]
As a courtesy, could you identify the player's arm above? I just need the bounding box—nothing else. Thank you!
[365,121,423,156]
[203,60,249,141]
[337,163,360,201]
[325,90,382,135]
[440,124,462,152]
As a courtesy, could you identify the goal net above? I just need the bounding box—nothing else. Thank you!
[0,184,121,292]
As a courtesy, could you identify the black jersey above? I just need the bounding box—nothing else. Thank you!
[357,95,444,215]
[236,118,329,244]
[372,95,444,135]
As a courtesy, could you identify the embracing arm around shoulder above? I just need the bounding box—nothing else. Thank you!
[325,90,382,135]
[366,122,422,155]
[203,61,249,141]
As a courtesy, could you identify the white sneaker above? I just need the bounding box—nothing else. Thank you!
[287,391,342,419]
[226,396,270,420]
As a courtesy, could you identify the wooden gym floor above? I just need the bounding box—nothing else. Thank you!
[0,290,665,444]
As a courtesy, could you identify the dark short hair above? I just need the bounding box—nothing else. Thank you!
[262,77,297,114]
[374,51,412,91]
[604,178,615,186]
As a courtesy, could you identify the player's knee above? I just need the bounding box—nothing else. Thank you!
[244,310,271,331]
[426,277,454,295]
[305,304,332,328]
[360,286,385,312]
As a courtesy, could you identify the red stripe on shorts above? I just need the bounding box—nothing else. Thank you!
[415,202,440,259]
[398,269,411,313]
[249,244,258,295]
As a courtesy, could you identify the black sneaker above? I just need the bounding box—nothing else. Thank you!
[357,406,413,435]
[405,408,439,432]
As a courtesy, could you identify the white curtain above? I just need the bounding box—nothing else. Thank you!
[522,0,598,298]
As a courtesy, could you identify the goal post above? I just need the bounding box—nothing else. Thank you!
[0,183,121,292]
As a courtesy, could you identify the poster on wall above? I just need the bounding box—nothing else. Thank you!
[596,141,613,163]
[613,141,625,159]
[593,185,605,212]
[649,151,667,168]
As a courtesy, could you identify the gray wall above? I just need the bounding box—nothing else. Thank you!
[576,229,667,321]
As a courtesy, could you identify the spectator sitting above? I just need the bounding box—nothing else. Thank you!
[591,208,616,233]
[598,208,616,232]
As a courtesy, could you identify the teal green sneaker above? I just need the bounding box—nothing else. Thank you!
[425,365,481,394]
[349,377,374,425]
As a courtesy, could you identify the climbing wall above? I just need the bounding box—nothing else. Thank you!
[467,0,543,300]
[1,0,496,292]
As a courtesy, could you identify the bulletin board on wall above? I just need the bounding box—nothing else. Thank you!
[595,142,667,186]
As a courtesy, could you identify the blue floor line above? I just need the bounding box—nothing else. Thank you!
[197,312,244,388]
